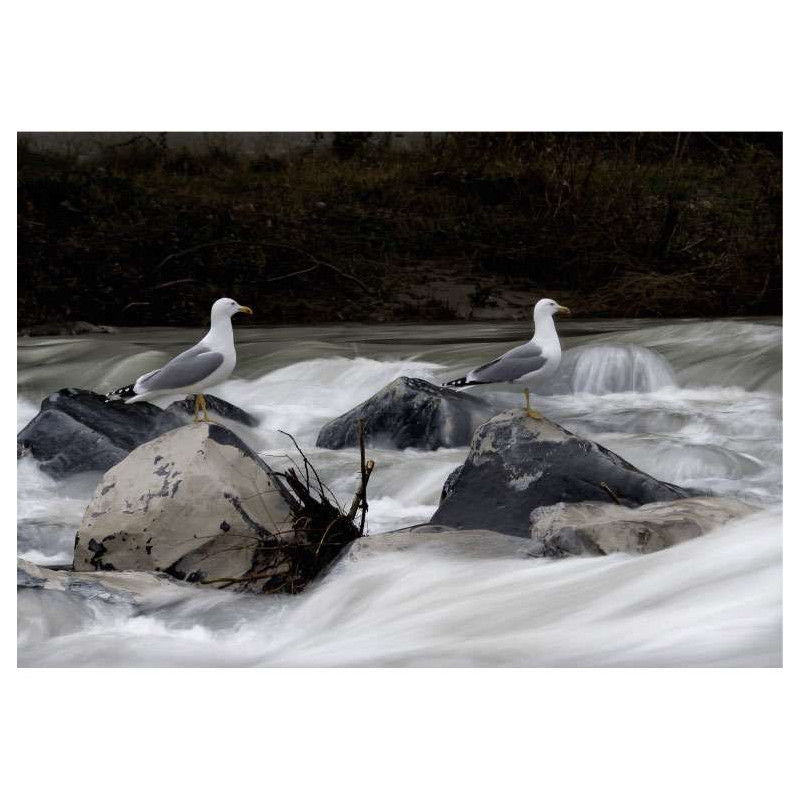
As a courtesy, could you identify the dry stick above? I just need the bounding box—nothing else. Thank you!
[358,418,369,535]
[152,239,371,293]
[359,461,375,536]
[154,240,235,271]
[346,419,375,535]
[277,429,329,503]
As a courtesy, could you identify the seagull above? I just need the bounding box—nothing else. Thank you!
[106,297,253,422]
[443,298,571,418]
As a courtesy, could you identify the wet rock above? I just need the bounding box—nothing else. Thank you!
[17,557,186,604]
[339,524,540,564]
[72,422,359,593]
[316,376,495,450]
[430,409,693,538]
[440,466,464,502]
[528,496,758,556]
[538,343,676,395]
[165,395,258,427]
[17,388,257,478]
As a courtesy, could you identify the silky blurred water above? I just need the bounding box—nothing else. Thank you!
[17,317,782,666]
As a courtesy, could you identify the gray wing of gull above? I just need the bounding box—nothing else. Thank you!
[136,344,224,392]
[468,340,547,383]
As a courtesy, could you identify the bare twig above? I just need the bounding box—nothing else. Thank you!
[154,239,236,271]
[346,419,376,535]
[152,238,372,293]
[277,429,329,503]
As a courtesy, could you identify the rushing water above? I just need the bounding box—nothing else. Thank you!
[17,317,782,666]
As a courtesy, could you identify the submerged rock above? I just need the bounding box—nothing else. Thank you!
[430,409,693,538]
[529,496,758,556]
[340,524,540,563]
[316,376,495,450]
[17,388,257,478]
[538,343,676,395]
[17,557,188,604]
[72,422,358,593]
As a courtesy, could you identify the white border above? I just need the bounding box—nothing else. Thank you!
[6,2,793,798]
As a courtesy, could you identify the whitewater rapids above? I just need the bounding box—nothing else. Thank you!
[17,317,782,666]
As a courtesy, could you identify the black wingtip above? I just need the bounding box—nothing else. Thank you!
[443,376,487,388]
[105,383,136,402]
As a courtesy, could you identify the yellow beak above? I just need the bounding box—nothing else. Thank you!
[557,305,571,315]
[238,306,254,315]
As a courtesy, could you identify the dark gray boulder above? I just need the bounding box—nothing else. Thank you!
[316,376,495,450]
[430,409,693,538]
[17,388,257,478]
[165,395,258,427]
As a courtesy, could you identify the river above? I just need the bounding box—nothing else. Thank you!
[17,317,782,666]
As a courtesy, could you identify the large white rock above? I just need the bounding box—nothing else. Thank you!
[529,496,758,556]
[73,422,301,592]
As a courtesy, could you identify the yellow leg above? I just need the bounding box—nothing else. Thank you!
[523,388,543,419]
[199,393,210,423]
[193,394,202,423]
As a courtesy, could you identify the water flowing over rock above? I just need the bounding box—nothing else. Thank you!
[18,557,188,604]
[540,343,676,395]
[73,422,359,593]
[16,388,257,478]
[316,376,495,450]
[529,496,758,556]
[431,409,693,537]
[340,525,540,563]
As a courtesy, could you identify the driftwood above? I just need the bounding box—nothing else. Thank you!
[347,418,375,535]
[204,421,375,594]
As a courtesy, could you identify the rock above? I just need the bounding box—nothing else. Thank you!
[17,557,188,604]
[165,395,258,427]
[440,466,464,502]
[316,376,495,450]
[339,524,540,564]
[72,422,358,593]
[538,343,676,395]
[17,388,257,478]
[528,497,758,556]
[430,409,693,538]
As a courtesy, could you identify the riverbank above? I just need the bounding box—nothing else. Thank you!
[17,133,782,328]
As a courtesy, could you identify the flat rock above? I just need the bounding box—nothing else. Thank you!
[316,376,495,450]
[529,496,758,556]
[17,557,189,604]
[431,409,693,538]
[340,524,540,563]
[17,388,257,478]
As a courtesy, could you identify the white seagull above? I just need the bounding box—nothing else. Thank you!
[443,298,571,418]
[107,297,253,421]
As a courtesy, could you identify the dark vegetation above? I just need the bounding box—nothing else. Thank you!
[17,132,782,327]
